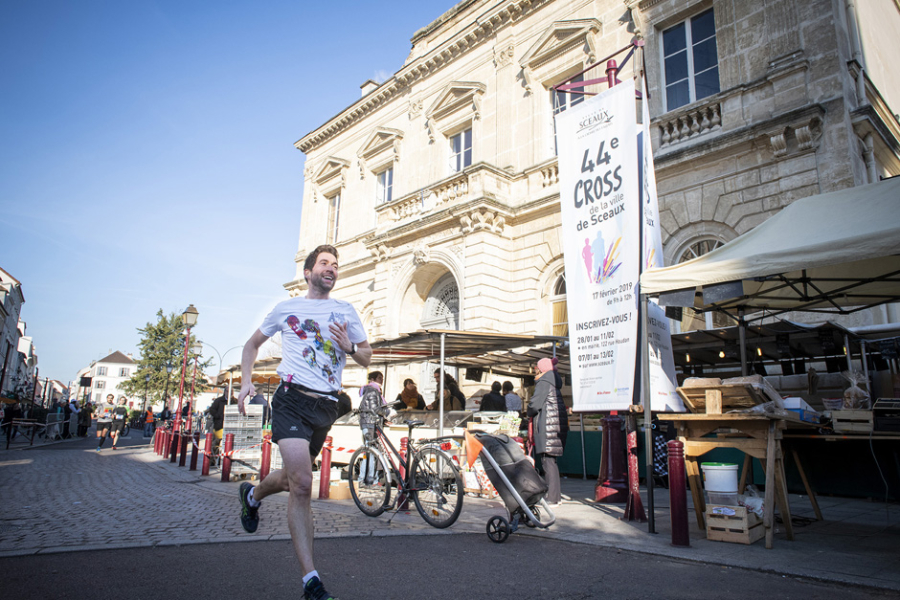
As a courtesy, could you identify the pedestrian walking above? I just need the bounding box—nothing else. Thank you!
[143,406,155,438]
[235,245,371,600]
[527,358,569,506]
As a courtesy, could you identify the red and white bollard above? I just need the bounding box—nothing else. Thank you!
[189,431,199,471]
[260,431,272,480]
[668,440,690,547]
[170,431,180,463]
[221,433,234,482]
[179,431,188,466]
[318,436,333,500]
[202,432,213,476]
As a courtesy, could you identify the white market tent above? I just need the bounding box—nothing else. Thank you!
[634,176,900,534]
[640,176,900,320]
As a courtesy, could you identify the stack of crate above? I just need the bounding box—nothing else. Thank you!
[223,405,264,478]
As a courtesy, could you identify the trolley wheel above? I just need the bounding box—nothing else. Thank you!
[486,516,510,543]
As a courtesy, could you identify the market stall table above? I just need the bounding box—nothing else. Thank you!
[664,412,819,549]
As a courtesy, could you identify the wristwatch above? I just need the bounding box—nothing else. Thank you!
[349,342,358,356]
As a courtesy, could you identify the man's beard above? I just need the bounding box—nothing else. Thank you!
[309,271,336,294]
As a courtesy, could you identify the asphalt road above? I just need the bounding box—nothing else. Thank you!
[3,535,893,600]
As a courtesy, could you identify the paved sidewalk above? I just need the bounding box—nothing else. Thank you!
[1,433,897,592]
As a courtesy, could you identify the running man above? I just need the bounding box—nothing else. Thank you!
[110,396,129,450]
[236,244,371,600]
[95,394,114,451]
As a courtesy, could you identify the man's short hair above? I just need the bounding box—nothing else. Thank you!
[303,245,339,282]
[502,381,514,393]
[491,381,502,393]
[368,371,383,382]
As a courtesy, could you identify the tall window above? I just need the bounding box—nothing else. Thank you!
[97,366,107,376]
[119,368,129,377]
[663,8,719,111]
[449,128,472,173]
[376,167,393,204]
[552,74,584,155]
[551,275,568,336]
[95,380,105,389]
[326,192,341,244]
[676,238,731,332]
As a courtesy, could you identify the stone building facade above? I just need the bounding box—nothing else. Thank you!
[288,0,900,388]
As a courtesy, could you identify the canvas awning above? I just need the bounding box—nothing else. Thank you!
[639,177,900,321]
[368,329,569,377]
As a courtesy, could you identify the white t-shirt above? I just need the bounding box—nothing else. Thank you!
[259,297,366,394]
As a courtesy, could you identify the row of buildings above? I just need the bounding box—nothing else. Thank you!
[0,267,41,401]
[284,0,900,395]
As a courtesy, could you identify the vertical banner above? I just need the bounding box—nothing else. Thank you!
[638,82,684,412]
[556,80,639,412]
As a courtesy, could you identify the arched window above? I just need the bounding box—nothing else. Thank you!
[551,274,567,336]
[676,238,731,332]
[421,274,460,329]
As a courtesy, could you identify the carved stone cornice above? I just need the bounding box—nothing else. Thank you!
[295,0,551,154]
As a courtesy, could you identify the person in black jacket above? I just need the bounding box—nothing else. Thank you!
[478,381,507,412]
[428,370,466,411]
[207,391,228,463]
[527,357,569,506]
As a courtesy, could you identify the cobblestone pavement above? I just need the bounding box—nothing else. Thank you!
[0,433,496,557]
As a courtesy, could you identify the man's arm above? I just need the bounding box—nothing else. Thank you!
[328,321,372,368]
[350,340,373,368]
[237,329,270,416]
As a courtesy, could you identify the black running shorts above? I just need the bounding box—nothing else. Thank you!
[97,422,111,432]
[111,421,125,434]
[271,383,339,458]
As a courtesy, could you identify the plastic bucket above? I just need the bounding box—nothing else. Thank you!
[701,462,739,493]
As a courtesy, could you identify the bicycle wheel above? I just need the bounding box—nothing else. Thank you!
[122,424,130,436]
[411,447,463,528]
[348,445,391,517]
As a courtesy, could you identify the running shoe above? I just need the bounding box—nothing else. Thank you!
[238,482,260,533]
[95,448,101,452]
[112,446,118,450]
[303,576,335,600]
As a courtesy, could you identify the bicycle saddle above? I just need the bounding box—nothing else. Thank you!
[404,420,424,427]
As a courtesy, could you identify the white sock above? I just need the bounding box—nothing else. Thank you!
[247,487,261,507]
[302,571,319,585]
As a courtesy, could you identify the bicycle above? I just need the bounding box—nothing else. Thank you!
[348,409,464,528]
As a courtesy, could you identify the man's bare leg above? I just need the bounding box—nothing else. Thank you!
[253,438,316,573]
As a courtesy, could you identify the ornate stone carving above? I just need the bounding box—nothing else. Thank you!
[770,131,788,157]
[460,208,506,234]
[358,157,366,179]
[412,244,431,265]
[493,43,515,68]
[408,97,423,120]
[369,244,390,262]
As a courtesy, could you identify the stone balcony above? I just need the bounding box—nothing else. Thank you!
[375,162,515,228]
[656,99,722,149]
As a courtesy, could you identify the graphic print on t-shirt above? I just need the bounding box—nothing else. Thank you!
[286,316,308,339]
[286,316,342,385]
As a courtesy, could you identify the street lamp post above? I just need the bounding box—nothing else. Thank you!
[173,304,199,439]
[188,342,202,432]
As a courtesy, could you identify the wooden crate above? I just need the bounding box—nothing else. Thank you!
[706,505,764,545]
[831,410,873,433]
[676,383,769,414]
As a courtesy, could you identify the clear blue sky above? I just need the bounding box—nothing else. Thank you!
[1,0,452,384]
